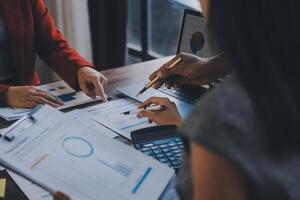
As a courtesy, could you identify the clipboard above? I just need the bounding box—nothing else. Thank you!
[0,105,55,195]
[0,105,174,200]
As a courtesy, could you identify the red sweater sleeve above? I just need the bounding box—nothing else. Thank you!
[31,0,94,89]
[0,84,11,94]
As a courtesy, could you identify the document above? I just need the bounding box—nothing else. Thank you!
[84,99,155,140]
[38,80,102,110]
[117,83,193,119]
[0,80,101,121]
[0,105,174,200]
[67,110,118,138]
[0,107,31,121]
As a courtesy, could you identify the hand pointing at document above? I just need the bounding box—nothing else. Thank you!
[77,67,108,102]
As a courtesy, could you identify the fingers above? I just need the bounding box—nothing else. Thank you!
[137,110,157,123]
[78,71,108,102]
[35,89,64,106]
[29,96,61,107]
[149,55,183,81]
[138,97,171,109]
[27,87,63,108]
[53,191,71,200]
[80,80,95,99]
[89,76,108,102]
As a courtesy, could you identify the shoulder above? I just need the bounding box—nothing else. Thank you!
[180,75,262,155]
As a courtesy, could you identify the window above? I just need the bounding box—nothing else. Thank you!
[127,0,201,64]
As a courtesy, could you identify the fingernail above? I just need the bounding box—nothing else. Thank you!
[137,113,142,118]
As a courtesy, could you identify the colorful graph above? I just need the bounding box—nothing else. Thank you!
[190,32,205,54]
[62,137,94,158]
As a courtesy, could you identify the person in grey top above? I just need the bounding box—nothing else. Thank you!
[137,0,300,199]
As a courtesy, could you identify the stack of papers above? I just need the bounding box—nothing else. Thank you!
[0,81,101,121]
[0,108,31,121]
[0,105,174,200]
[84,98,155,140]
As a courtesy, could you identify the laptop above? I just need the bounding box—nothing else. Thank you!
[157,9,224,103]
[117,9,216,118]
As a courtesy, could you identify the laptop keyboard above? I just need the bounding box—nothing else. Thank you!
[159,85,208,104]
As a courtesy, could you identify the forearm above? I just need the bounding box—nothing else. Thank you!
[32,0,94,90]
[200,54,232,80]
[0,84,11,104]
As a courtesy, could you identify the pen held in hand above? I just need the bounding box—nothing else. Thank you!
[136,56,183,96]
[121,105,166,115]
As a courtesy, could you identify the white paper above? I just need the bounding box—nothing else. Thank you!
[0,81,100,121]
[0,108,31,121]
[37,80,101,110]
[83,99,155,140]
[0,105,173,200]
[117,83,193,119]
[67,110,118,138]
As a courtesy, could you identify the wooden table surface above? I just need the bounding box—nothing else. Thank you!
[0,56,172,128]
[102,56,172,96]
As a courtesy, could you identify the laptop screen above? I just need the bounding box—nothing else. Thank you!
[177,9,219,58]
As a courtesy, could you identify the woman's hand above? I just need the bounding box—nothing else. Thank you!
[77,67,108,101]
[137,97,183,126]
[53,191,71,200]
[4,86,64,108]
[149,53,227,89]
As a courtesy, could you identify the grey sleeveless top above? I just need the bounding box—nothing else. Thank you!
[177,76,299,200]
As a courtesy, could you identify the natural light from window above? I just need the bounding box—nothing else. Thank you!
[173,0,201,10]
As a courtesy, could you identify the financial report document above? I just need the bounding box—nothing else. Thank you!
[0,106,174,200]
[84,99,155,140]
[0,81,101,121]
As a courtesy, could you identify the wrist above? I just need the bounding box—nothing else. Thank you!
[0,87,10,105]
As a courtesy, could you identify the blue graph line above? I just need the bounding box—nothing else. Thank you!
[120,121,148,130]
[132,167,152,194]
[97,159,133,177]
[63,137,94,158]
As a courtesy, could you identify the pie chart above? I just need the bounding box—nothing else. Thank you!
[190,32,205,54]
[62,137,94,158]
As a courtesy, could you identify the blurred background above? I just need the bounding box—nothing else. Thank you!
[39,0,200,83]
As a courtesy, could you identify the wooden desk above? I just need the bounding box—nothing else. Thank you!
[102,56,172,96]
[0,56,172,129]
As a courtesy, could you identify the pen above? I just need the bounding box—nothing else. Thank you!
[121,105,166,115]
[1,105,42,141]
[136,55,183,96]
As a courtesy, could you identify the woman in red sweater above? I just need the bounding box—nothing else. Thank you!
[0,0,108,108]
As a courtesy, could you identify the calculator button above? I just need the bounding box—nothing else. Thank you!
[175,138,182,142]
[171,146,179,151]
[160,144,167,148]
[176,153,182,158]
[142,143,154,148]
[165,152,173,157]
[162,148,170,153]
[171,161,180,166]
[150,146,159,150]
[168,157,176,161]
[176,141,183,145]
[153,149,161,154]
[141,148,149,152]
[179,145,184,149]
[174,149,181,154]
[168,142,176,147]
[156,154,164,159]
[159,158,168,163]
